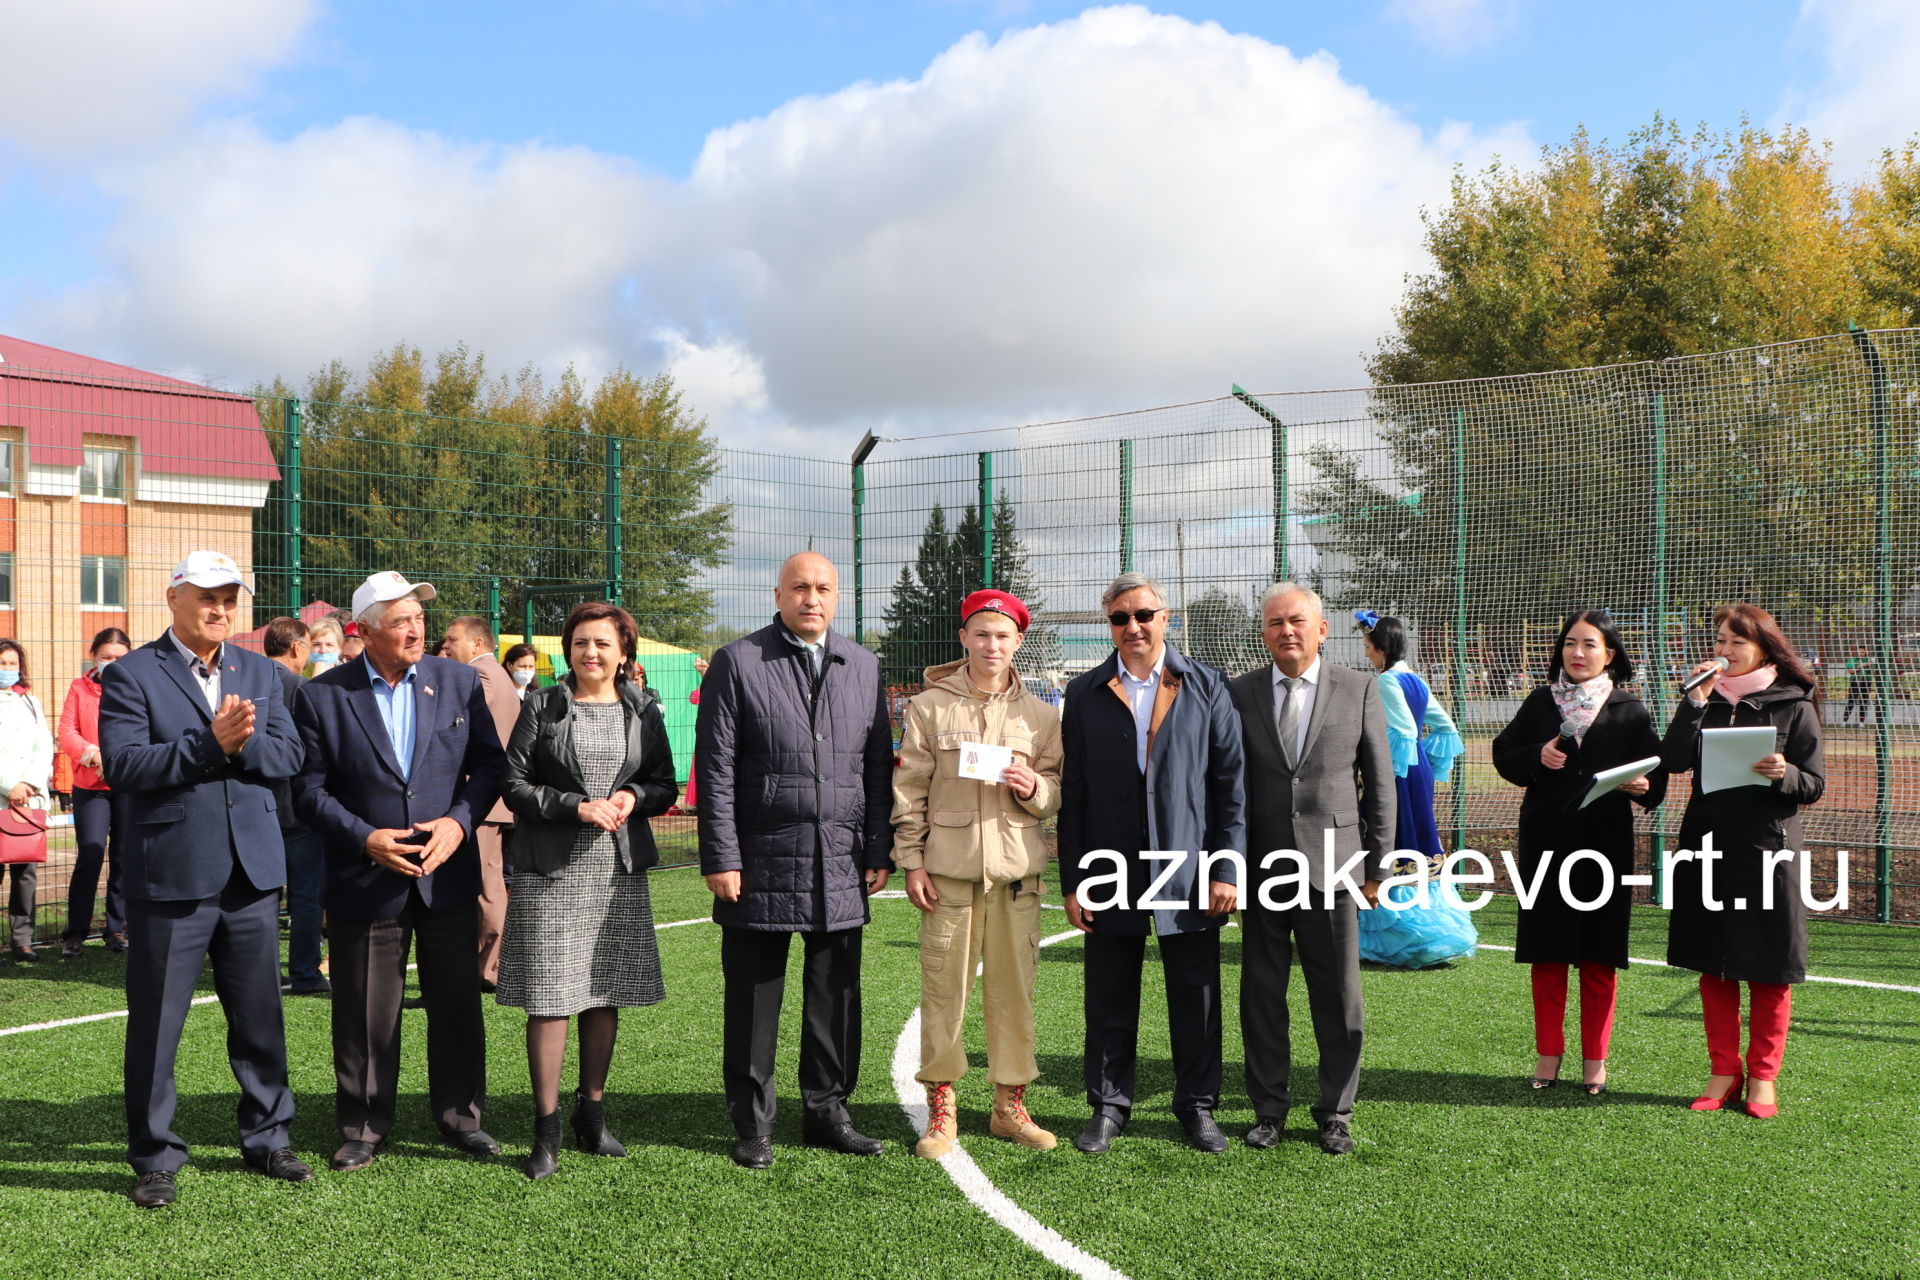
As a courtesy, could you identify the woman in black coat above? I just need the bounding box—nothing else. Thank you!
[498,602,677,1178]
[1493,610,1666,1096]
[1662,603,1823,1120]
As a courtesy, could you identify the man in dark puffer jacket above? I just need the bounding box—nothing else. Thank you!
[696,551,894,1169]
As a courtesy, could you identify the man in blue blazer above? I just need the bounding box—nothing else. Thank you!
[292,572,506,1172]
[100,551,313,1208]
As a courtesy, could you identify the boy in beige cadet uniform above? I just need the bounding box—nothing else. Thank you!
[893,590,1064,1158]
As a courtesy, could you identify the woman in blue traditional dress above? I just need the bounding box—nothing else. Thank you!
[1353,611,1477,968]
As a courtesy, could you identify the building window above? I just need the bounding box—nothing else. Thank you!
[80,446,127,500]
[80,555,125,608]
[0,442,12,489]
[0,552,11,607]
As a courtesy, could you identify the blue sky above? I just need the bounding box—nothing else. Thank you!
[0,1,1911,453]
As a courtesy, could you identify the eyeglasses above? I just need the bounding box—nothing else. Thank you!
[1107,608,1164,627]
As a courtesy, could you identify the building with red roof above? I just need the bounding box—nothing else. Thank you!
[0,334,278,717]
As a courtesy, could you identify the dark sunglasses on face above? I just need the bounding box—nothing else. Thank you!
[1108,608,1163,627]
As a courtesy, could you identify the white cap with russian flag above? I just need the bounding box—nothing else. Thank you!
[169,550,251,593]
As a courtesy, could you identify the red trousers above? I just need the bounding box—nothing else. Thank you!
[1698,974,1791,1080]
[1531,963,1618,1059]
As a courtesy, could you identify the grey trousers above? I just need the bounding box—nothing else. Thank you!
[1240,900,1364,1123]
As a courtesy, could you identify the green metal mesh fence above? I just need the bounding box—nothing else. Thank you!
[4,327,1916,945]
[854,329,1920,926]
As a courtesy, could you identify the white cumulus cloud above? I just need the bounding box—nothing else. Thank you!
[0,0,319,156]
[1381,0,1520,55]
[1786,0,1920,177]
[13,5,1528,453]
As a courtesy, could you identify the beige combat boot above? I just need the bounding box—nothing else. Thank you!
[989,1083,1057,1150]
[916,1082,958,1159]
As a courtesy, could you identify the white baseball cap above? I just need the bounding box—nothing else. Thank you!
[351,570,437,623]
[169,550,251,593]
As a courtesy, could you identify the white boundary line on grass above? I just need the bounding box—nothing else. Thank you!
[1472,943,1920,994]
[890,925,1131,1280]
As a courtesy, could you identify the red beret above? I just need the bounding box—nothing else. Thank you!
[959,589,1030,633]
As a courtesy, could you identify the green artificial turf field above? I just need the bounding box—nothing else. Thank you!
[0,867,1914,1279]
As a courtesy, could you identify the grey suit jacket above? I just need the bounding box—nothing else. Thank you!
[1228,660,1397,894]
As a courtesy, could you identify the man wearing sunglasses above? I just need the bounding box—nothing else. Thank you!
[1058,572,1246,1155]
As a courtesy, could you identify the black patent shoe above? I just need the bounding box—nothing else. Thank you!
[1074,1114,1122,1154]
[245,1147,314,1182]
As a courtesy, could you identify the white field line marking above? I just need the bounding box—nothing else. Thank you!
[1473,942,1920,994]
[0,917,721,1039]
[891,925,1131,1280]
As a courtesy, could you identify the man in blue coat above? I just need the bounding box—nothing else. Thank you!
[101,551,312,1208]
[292,572,506,1173]
[1058,571,1247,1155]
[696,551,894,1170]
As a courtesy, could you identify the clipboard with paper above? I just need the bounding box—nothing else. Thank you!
[1698,726,1777,793]
[1579,756,1662,809]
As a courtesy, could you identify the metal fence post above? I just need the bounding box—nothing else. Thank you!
[285,397,303,616]
[604,435,623,606]
[1850,327,1894,923]
[978,451,994,588]
[1119,439,1135,573]
[1232,385,1290,583]
[1452,406,1467,853]
[852,433,877,646]
[1651,387,1668,905]
[487,577,502,649]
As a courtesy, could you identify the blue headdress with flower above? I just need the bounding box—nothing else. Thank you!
[1353,610,1381,631]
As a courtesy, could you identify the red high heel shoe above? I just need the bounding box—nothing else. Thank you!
[1745,1080,1779,1119]
[1689,1073,1744,1112]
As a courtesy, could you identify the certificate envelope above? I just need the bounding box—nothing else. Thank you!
[1579,755,1661,809]
[957,742,1014,784]
[1699,726,1777,794]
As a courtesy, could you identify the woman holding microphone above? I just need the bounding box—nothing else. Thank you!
[1493,610,1666,1096]
[1662,604,1823,1119]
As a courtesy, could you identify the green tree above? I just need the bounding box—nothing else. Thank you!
[1305,121,1913,656]
[251,343,732,646]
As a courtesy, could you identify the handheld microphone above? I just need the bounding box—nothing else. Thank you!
[1554,718,1580,757]
[1680,656,1730,696]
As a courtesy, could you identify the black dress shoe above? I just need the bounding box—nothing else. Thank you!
[803,1122,884,1156]
[1074,1115,1122,1154]
[1317,1117,1355,1155]
[10,946,37,963]
[330,1140,382,1171]
[288,977,332,997]
[1180,1112,1228,1153]
[731,1135,773,1169]
[104,932,130,954]
[129,1169,176,1208]
[245,1148,315,1182]
[1245,1115,1287,1149]
[440,1127,501,1157]
[60,938,83,960]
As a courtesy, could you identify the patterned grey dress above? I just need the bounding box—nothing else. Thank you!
[496,702,665,1016]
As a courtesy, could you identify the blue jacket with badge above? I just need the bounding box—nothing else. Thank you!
[291,653,506,920]
[100,633,303,903]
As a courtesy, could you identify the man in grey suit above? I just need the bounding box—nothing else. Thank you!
[441,615,521,990]
[1228,583,1395,1155]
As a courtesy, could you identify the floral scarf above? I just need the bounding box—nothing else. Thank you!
[1548,671,1613,744]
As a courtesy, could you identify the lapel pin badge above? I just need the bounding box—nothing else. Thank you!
[423,685,435,696]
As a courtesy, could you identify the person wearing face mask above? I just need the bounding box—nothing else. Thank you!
[304,617,344,677]
[1493,610,1666,1097]
[57,628,134,958]
[0,639,53,964]
[503,644,541,699]
[1662,604,1824,1120]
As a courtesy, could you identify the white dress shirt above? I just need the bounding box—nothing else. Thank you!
[167,629,223,715]
[1271,656,1322,762]
[1117,647,1167,773]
